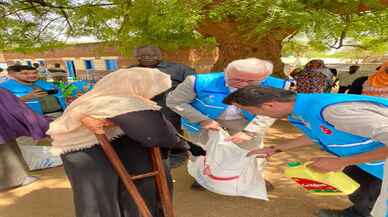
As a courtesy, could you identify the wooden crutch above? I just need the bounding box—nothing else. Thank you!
[95,134,175,217]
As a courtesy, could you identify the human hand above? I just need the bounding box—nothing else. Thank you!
[200,119,221,131]
[307,157,347,173]
[81,116,116,135]
[226,131,253,144]
[246,146,281,158]
[22,89,48,101]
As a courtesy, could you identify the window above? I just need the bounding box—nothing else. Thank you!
[105,59,118,71]
[38,60,45,66]
[84,59,94,70]
[25,60,32,67]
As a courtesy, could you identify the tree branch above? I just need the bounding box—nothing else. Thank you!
[33,17,60,40]
[286,30,299,42]
[59,8,73,33]
[1,6,35,18]
[328,15,353,49]
[22,0,115,10]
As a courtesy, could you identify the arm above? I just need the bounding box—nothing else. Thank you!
[19,89,48,101]
[308,147,388,173]
[244,115,276,137]
[308,102,388,172]
[342,147,388,165]
[166,76,210,123]
[246,135,315,157]
[227,115,276,144]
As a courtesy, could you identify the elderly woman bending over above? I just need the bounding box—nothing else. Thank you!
[48,68,186,217]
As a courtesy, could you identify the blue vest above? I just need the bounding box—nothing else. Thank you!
[182,72,287,133]
[0,79,67,114]
[289,94,388,179]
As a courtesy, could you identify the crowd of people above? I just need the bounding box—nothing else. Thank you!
[0,46,387,217]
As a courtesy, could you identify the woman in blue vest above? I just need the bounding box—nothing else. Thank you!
[224,86,388,217]
[0,64,66,115]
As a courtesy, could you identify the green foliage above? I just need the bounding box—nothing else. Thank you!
[0,0,387,57]
[0,0,213,54]
[205,0,387,51]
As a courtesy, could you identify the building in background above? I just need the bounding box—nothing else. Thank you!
[1,42,218,81]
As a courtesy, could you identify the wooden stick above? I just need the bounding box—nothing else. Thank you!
[95,134,153,217]
[150,147,175,217]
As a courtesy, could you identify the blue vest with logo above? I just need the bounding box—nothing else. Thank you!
[0,79,67,114]
[289,94,388,179]
[182,72,287,133]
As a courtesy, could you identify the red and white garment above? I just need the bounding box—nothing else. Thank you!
[187,130,268,200]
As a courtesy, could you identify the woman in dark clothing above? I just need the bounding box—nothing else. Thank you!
[62,111,178,217]
[48,68,185,217]
[348,76,368,94]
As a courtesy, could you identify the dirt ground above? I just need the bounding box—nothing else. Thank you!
[0,120,351,217]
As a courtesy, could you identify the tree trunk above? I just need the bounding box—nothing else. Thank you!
[196,19,295,77]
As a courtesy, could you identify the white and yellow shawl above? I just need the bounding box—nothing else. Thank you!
[47,67,171,154]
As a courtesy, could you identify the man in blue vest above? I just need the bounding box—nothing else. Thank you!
[0,65,66,116]
[167,58,290,190]
[224,86,388,217]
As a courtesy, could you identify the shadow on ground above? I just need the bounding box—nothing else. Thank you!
[0,120,351,217]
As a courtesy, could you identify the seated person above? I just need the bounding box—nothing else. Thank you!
[0,65,66,115]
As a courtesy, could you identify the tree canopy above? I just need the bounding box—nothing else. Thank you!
[1,0,387,71]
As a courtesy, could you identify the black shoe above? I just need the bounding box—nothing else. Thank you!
[190,181,206,191]
[167,151,189,169]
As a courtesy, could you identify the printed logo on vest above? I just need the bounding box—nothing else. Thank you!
[320,125,332,135]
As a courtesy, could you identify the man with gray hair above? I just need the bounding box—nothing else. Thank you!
[166,58,290,189]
